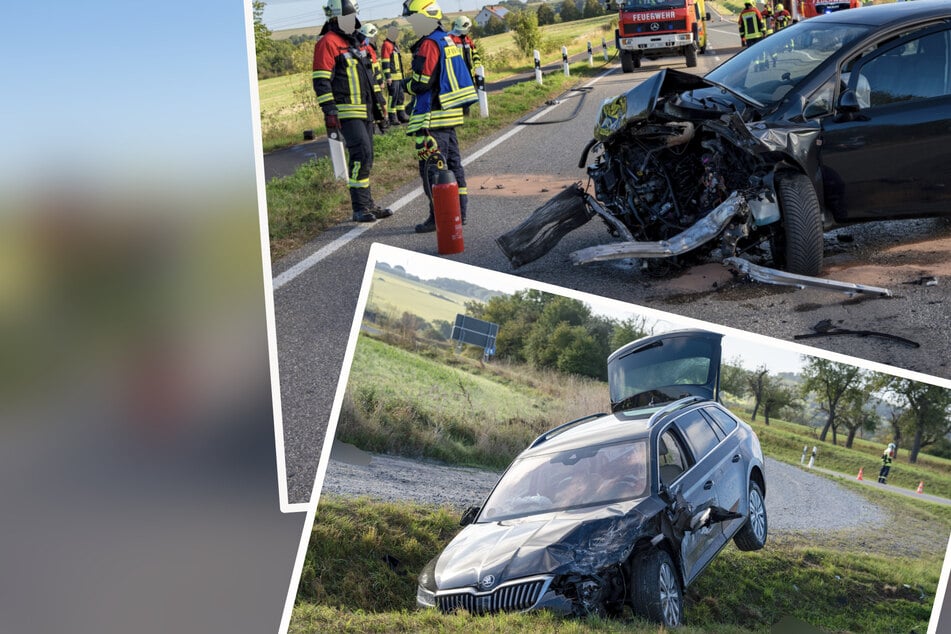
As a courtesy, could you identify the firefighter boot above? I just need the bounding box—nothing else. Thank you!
[388,113,400,126]
[397,110,410,124]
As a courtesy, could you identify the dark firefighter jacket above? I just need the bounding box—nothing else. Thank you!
[312,25,381,120]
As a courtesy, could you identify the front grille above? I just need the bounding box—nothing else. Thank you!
[622,20,687,35]
[436,577,550,615]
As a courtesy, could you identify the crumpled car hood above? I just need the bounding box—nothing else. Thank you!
[594,68,711,142]
[434,500,653,590]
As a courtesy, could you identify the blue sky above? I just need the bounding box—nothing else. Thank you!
[1,2,259,188]
[261,0,498,31]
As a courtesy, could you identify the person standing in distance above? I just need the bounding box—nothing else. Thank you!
[402,0,478,233]
[380,27,411,126]
[312,0,392,222]
[448,16,481,117]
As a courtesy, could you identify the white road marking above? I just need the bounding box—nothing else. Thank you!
[271,65,619,290]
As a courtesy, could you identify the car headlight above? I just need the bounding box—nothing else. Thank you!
[416,584,436,608]
[416,556,438,608]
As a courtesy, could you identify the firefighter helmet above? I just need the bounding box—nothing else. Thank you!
[451,15,472,36]
[775,2,784,10]
[402,0,443,20]
[359,22,378,39]
[325,0,359,17]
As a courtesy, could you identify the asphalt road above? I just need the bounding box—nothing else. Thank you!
[272,21,951,506]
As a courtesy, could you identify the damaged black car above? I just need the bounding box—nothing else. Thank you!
[498,1,951,278]
[416,330,767,627]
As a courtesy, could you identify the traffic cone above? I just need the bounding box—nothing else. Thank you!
[856,467,864,481]
[917,481,924,494]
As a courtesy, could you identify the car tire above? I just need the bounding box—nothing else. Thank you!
[685,45,698,68]
[621,50,635,73]
[630,549,683,627]
[776,171,823,276]
[734,480,768,551]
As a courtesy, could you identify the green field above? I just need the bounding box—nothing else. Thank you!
[366,269,473,326]
[340,335,609,469]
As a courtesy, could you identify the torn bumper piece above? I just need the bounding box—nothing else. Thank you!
[570,192,747,265]
[724,257,892,297]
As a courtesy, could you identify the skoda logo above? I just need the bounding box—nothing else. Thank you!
[650,22,660,31]
[479,575,495,589]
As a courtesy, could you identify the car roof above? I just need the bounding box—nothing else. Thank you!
[523,396,711,457]
[812,0,951,28]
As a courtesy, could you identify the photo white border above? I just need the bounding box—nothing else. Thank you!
[276,243,951,632]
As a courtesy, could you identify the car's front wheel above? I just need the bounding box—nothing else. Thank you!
[775,171,824,276]
[630,549,683,627]
[733,480,768,551]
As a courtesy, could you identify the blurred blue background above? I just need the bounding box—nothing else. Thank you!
[1,2,305,633]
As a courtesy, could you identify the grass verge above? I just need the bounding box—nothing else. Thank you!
[339,334,608,470]
[291,495,943,633]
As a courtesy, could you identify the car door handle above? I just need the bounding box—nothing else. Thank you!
[703,480,714,490]
[732,454,741,463]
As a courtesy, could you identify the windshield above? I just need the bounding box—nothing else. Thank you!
[480,441,649,522]
[621,0,685,10]
[705,21,870,107]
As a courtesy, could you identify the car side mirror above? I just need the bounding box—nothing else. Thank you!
[460,506,480,526]
[803,101,830,120]
[706,12,711,21]
[837,89,861,114]
[690,508,713,531]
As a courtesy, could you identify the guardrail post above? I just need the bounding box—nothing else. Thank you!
[587,41,594,66]
[328,129,349,181]
[562,46,569,76]
[602,36,609,61]
[534,49,542,85]
[474,65,489,118]
[808,446,817,469]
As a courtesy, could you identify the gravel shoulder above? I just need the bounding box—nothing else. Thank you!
[320,452,886,534]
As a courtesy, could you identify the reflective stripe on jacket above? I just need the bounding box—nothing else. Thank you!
[407,28,478,133]
[312,29,375,119]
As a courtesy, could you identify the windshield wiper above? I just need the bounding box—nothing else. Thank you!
[705,78,765,109]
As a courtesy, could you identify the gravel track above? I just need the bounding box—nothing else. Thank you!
[319,453,886,533]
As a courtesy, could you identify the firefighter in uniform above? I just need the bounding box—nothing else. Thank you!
[357,22,386,98]
[402,0,478,233]
[313,0,392,222]
[449,16,481,116]
[773,3,792,30]
[380,27,410,126]
[878,443,896,484]
[738,2,766,47]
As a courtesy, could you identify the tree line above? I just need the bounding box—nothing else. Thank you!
[368,281,951,464]
[723,356,951,464]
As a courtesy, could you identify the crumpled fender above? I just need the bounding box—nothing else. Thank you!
[594,69,711,142]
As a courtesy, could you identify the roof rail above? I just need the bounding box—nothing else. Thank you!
[647,396,705,426]
[529,412,607,449]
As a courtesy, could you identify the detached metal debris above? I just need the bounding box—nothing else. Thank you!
[724,257,892,297]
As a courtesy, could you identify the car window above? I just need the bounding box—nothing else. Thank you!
[658,429,690,486]
[704,406,738,437]
[479,440,650,521]
[674,410,720,458]
[705,22,870,107]
[854,29,951,108]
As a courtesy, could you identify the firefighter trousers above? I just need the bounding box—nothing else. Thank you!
[387,79,405,113]
[418,127,467,223]
[341,118,375,214]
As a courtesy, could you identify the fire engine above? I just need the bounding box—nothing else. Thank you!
[612,0,710,72]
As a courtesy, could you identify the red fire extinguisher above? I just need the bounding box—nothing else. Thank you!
[430,158,464,255]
